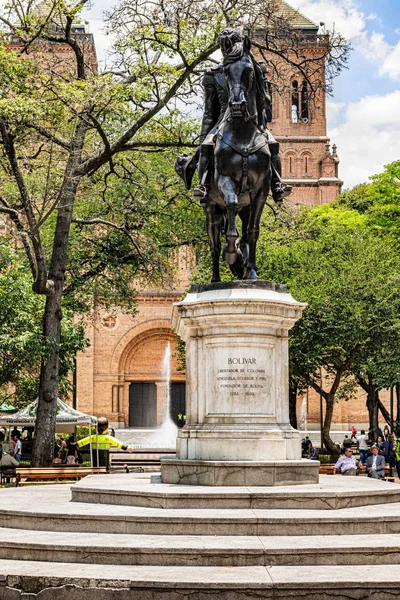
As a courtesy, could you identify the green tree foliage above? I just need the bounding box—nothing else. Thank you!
[258,204,400,455]
[0,242,88,409]
[339,161,400,436]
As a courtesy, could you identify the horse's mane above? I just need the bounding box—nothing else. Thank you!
[222,41,244,66]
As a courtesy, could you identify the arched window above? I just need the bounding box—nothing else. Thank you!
[285,152,297,177]
[301,81,309,121]
[291,80,299,123]
[291,80,310,123]
[301,152,313,176]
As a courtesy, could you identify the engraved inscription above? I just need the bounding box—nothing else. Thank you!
[216,357,267,398]
[206,345,275,415]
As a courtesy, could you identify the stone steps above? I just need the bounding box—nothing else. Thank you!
[1,474,400,598]
[1,485,400,537]
[1,560,400,599]
[1,527,400,567]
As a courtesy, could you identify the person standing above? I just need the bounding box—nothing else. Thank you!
[395,433,400,480]
[13,434,22,463]
[380,436,393,466]
[366,445,386,479]
[356,429,369,465]
[66,436,79,465]
[11,427,20,440]
[58,436,67,463]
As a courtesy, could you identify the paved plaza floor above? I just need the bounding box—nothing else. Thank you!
[0,473,400,598]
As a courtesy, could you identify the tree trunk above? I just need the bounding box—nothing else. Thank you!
[31,289,63,466]
[322,394,340,461]
[378,398,393,431]
[289,379,298,429]
[31,120,86,467]
[366,381,379,442]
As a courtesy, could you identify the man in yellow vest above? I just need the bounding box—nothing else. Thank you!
[77,417,133,467]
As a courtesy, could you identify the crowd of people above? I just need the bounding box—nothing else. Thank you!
[335,427,400,478]
[302,426,400,480]
[53,435,83,465]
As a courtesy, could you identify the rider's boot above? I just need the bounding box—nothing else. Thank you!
[175,152,199,191]
[193,145,213,199]
[270,147,292,205]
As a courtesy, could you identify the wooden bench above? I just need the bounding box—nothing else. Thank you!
[16,467,106,486]
[318,464,335,475]
[319,464,393,477]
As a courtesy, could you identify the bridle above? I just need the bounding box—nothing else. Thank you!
[225,60,257,124]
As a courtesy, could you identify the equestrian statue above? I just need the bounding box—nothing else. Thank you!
[175,28,291,282]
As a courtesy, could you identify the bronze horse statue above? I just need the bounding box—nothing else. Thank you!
[203,37,273,282]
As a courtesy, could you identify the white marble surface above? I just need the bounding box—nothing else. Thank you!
[171,286,306,465]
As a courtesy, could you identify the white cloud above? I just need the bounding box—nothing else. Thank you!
[290,0,400,81]
[290,0,367,40]
[379,42,400,80]
[329,91,400,188]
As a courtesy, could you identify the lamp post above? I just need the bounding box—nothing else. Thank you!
[390,385,394,433]
[319,367,324,450]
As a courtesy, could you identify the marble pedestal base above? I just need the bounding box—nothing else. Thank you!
[161,458,319,486]
[161,281,312,487]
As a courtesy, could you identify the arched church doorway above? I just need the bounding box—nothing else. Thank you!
[118,325,185,428]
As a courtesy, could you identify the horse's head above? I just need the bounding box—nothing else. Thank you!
[222,36,255,120]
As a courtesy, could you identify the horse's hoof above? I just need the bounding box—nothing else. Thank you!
[211,277,221,283]
[245,268,258,281]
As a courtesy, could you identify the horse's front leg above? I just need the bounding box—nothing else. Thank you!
[245,191,267,280]
[217,175,239,265]
[204,203,224,282]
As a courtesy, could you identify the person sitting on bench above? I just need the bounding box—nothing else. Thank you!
[334,447,359,476]
[0,449,19,483]
[366,445,385,479]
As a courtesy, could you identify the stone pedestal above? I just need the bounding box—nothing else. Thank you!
[161,281,319,486]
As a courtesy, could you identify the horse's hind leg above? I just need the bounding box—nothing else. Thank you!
[217,175,239,265]
[205,203,224,283]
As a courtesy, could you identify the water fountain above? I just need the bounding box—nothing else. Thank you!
[149,342,177,447]
[116,342,177,450]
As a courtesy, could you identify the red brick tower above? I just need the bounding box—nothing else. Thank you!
[264,1,343,205]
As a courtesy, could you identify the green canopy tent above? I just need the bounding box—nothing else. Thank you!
[0,402,17,414]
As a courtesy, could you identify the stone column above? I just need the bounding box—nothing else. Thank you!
[161,281,319,486]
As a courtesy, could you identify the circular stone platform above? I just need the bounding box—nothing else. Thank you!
[1,474,400,599]
[71,473,400,510]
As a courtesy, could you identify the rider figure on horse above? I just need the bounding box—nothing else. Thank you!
[175,28,292,205]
